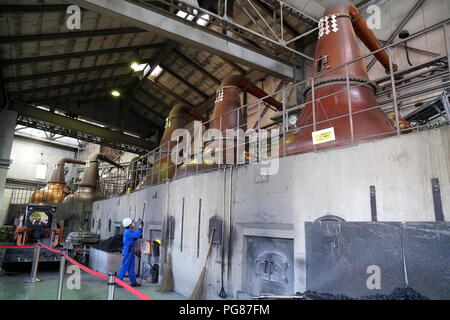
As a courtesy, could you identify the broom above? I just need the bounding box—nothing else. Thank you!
[158,245,174,292]
[188,229,216,300]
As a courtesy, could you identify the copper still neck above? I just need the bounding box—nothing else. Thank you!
[79,153,122,188]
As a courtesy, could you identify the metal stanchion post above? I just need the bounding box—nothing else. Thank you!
[56,254,66,300]
[25,241,42,283]
[107,272,116,300]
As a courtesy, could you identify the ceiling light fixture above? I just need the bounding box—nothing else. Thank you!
[111,90,121,97]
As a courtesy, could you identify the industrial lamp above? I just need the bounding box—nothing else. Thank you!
[111,90,121,97]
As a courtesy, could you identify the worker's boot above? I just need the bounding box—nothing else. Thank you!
[131,283,141,288]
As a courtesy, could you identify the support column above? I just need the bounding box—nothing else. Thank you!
[0,110,17,225]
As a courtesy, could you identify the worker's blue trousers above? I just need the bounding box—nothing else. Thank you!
[118,249,137,284]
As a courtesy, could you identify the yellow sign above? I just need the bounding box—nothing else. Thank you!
[312,127,336,145]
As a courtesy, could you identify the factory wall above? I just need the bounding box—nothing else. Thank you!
[7,136,78,183]
[91,126,450,299]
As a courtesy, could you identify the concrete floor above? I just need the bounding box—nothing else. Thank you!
[0,246,184,300]
[0,271,185,300]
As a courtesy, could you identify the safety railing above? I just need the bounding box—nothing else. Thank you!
[8,187,41,205]
[0,243,154,300]
[97,19,450,199]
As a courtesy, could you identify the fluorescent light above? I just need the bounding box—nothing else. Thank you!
[188,9,198,21]
[148,65,164,80]
[131,62,147,72]
[177,10,188,18]
[196,14,210,26]
[111,90,121,97]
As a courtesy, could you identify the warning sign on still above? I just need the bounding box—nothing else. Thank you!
[312,127,336,145]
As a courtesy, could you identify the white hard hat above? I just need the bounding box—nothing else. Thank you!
[122,217,133,228]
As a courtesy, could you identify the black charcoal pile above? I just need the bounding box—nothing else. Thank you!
[92,235,123,253]
[301,286,429,300]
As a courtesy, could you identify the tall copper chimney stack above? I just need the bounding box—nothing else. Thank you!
[285,1,396,155]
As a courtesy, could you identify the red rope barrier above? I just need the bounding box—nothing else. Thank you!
[114,278,154,301]
[1,243,154,300]
[39,243,108,280]
[0,246,35,249]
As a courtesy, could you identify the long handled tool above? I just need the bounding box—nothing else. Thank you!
[137,201,146,277]
[158,182,174,292]
[188,228,216,300]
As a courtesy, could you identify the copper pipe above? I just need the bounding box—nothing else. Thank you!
[348,4,397,73]
[48,158,85,184]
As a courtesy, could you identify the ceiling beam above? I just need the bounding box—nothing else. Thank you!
[11,101,156,151]
[0,5,81,13]
[23,85,129,104]
[367,0,427,71]
[1,43,162,66]
[0,27,144,44]
[129,96,167,123]
[160,63,209,100]
[152,81,194,107]
[3,62,129,83]
[137,87,172,113]
[173,48,221,85]
[0,63,8,108]
[71,0,295,79]
[9,74,133,97]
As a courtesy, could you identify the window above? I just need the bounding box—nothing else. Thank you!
[98,219,101,231]
[108,219,112,232]
[147,65,164,81]
[35,164,47,180]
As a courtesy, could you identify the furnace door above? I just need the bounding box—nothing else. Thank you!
[245,236,294,296]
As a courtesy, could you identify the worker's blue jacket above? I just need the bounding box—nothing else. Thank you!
[122,227,143,256]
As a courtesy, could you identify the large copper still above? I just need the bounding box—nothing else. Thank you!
[137,104,205,188]
[30,158,85,204]
[175,75,283,178]
[63,153,122,203]
[284,1,397,156]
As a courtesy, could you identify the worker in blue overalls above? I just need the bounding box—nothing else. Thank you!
[117,217,143,287]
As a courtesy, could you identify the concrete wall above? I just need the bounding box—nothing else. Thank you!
[8,136,78,183]
[0,110,18,225]
[91,126,450,299]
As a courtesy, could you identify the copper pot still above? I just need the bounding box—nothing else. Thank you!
[63,153,122,203]
[30,158,85,204]
[137,104,205,188]
[175,75,283,179]
[284,1,398,156]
